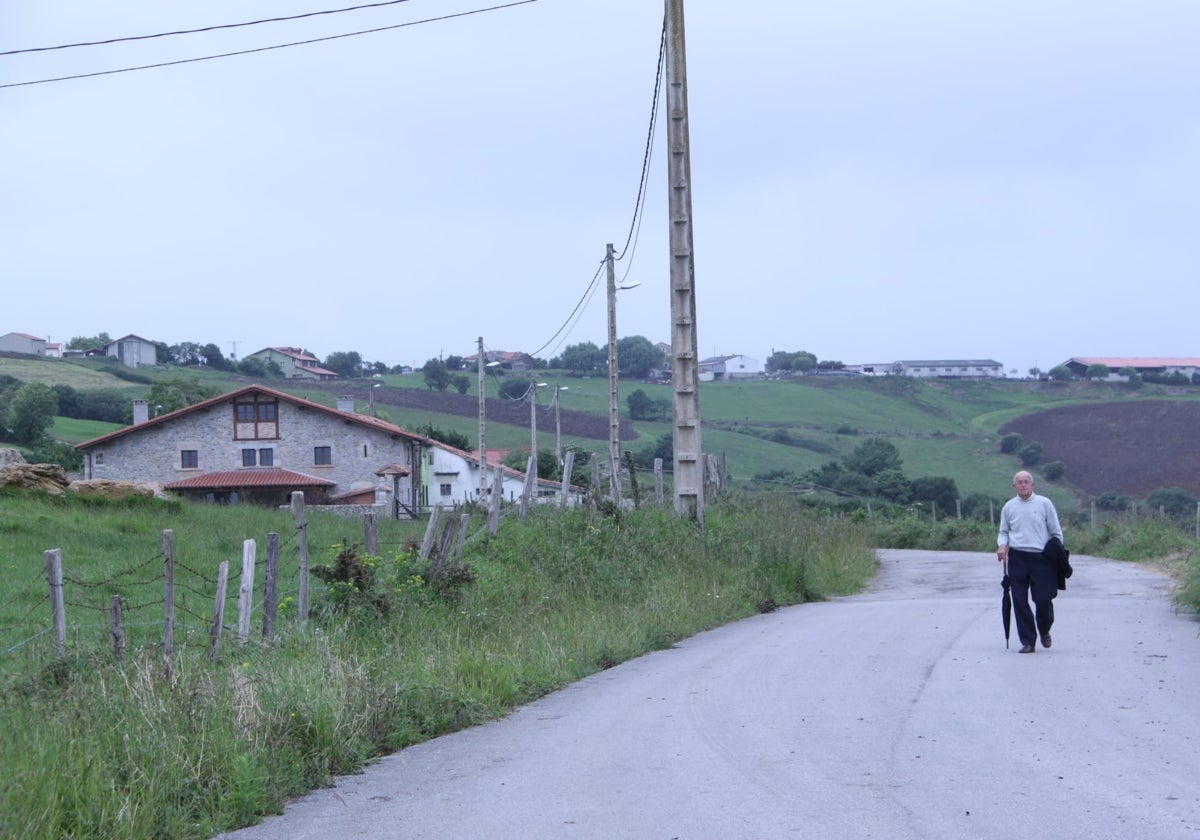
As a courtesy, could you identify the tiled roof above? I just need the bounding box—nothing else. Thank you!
[1066,357,1200,368]
[76,385,428,450]
[164,468,334,490]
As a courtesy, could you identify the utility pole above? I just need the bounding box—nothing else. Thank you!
[606,244,622,502]
[552,385,569,464]
[528,381,547,470]
[665,0,704,525]
[477,337,487,495]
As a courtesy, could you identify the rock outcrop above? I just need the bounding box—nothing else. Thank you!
[0,462,70,496]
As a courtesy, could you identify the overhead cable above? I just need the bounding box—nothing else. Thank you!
[0,1,537,90]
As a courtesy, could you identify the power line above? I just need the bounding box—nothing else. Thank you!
[0,0,421,56]
[614,17,666,263]
[0,0,537,90]
[526,259,605,361]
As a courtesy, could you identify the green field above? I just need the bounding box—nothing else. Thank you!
[4,355,1195,510]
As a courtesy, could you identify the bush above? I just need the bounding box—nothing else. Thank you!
[1145,487,1198,519]
[1042,461,1065,480]
[909,476,959,513]
[1017,442,1043,466]
[999,433,1022,454]
[1095,491,1132,512]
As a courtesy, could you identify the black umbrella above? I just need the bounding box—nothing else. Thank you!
[1001,558,1012,649]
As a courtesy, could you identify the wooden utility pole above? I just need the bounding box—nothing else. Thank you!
[665,0,704,525]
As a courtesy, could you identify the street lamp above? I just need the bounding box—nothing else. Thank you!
[369,382,381,417]
[551,385,569,463]
[607,242,641,501]
[528,381,549,464]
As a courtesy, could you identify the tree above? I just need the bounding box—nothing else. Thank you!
[874,468,911,502]
[444,355,466,371]
[632,433,673,469]
[66,332,111,351]
[627,388,669,421]
[51,385,80,419]
[1048,365,1072,381]
[77,389,128,423]
[7,382,57,445]
[451,374,471,395]
[910,476,959,513]
[200,343,232,371]
[1085,363,1110,382]
[147,379,221,415]
[324,351,364,378]
[422,359,450,392]
[617,336,665,378]
[766,350,817,373]
[1118,367,1143,388]
[1028,367,1041,379]
[559,342,606,374]
[843,438,902,477]
[414,423,471,451]
[167,341,205,366]
[999,433,1023,454]
[1042,461,1065,480]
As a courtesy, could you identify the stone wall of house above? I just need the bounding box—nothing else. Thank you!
[84,399,416,499]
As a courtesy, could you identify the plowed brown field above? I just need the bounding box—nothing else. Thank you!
[1000,400,1200,497]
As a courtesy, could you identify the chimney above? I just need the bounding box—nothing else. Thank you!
[132,399,150,425]
[336,395,356,413]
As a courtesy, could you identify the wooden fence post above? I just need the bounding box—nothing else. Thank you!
[989,499,995,526]
[110,595,125,664]
[590,457,602,506]
[364,512,379,557]
[454,513,470,561]
[210,561,229,660]
[162,530,175,680]
[290,492,309,625]
[420,504,444,560]
[956,499,962,520]
[654,458,664,505]
[237,539,256,647]
[44,548,65,657]
[263,532,279,641]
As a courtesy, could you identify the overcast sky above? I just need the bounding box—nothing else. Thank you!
[4,1,1198,377]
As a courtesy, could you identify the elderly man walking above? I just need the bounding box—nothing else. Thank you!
[997,470,1064,653]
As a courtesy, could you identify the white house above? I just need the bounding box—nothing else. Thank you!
[698,354,765,382]
[1061,357,1200,381]
[244,347,340,380]
[423,441,580,508]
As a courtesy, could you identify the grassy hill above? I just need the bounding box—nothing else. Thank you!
[5,355,1200,509]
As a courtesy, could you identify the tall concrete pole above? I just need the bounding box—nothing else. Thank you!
[606,243,622,502]
[665,0,704,524]
[477,336,487,494]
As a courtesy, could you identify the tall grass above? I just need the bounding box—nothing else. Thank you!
[0,491,875,839]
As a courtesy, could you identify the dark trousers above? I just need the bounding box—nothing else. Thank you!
[1008,547,1056,647]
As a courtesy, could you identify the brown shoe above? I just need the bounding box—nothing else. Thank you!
[1040,633,1052,649]
[1019,644,1035,654]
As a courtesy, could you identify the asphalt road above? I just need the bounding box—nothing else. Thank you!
[218,549,1200,840]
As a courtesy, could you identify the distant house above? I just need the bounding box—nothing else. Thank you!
[0,332,48,356]
[698,354,764,382]
[104,334,159,368]
[893,360,1004,379]
[45,342,63,358]
[244,347,339,380]
[424,441,578,507]
[464,350,536,371]
[1060,357,1200,381]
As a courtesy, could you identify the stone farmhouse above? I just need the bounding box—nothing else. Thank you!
[74,385,569,514]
